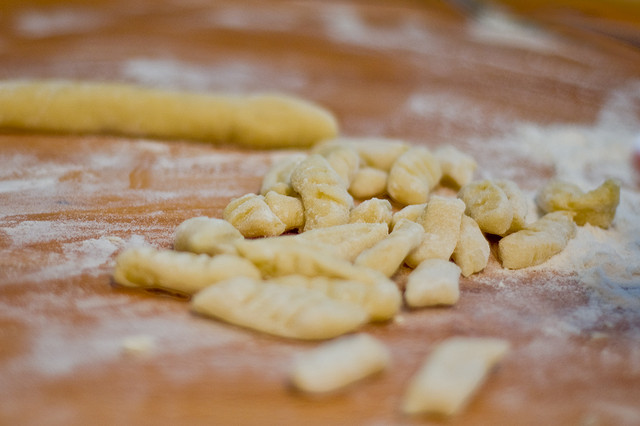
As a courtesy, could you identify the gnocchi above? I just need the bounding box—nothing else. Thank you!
[451,215,490,277]
[271,274,401,321]
[290,154,354,231]
[536,178,620,229]
[458,179,526,236]
[387,147,442,205]
[191,277,368,340]
[435,145,477,188]
[173,216,243,256]
[296,222,389,262]
[348,167,388,199]
[404,259,461,308]
[290,334,390,393]
[405,196,466,268]
[223,193,286,238]
[354,219,424,277]
[113,247,261,295]
[402,337,510,416]
[498,211,577,269]
[349,198,393,226]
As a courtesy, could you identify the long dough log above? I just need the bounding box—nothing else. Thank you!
[0,80,339,148]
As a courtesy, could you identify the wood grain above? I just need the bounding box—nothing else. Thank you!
[1,1,639,425]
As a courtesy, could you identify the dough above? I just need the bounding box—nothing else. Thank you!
[0,80,338,148]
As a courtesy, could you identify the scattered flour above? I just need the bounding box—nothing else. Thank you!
[12,7,109,38]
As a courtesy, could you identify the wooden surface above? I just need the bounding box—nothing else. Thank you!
[1,1,640,425]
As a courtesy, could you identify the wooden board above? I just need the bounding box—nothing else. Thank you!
[1,1,639,425]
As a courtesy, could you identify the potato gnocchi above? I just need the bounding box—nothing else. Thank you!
[290,154,354,231]
[536,178,620,229]
[387,147,442,205]
[191,277,368,340]
[498,211,577,269]
[113,247,261,295]
[271,274,401,321]
[354,218,424,277]
[173,216,243,256]
[405,259,461,308]
[402,337,510,416]
[290,334,390,393]
[223,193,286,238]
[405,196,466,268]
[458,179,527,236]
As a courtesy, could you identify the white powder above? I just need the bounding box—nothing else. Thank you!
[467,6,560,53]
[13,8,109,38]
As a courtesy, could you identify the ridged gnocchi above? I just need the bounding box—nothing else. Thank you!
[387,147,442,205]
[113,247,261,295]
[290,334,390,393]
[290,154,354,231]
[498,211,577,269]
[191,277,369,340]
[173,216,243,256]
[536,178,620,229]
[223,193,286,238]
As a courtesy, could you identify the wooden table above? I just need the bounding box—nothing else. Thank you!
[2,1,640,425]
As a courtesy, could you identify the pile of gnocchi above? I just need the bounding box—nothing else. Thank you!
[112,136,620,417]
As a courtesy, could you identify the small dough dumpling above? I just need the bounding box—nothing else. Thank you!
[173,216,243,256]
[349,167,388,199]
[263,190,305,232]
[191,277,368,340]
[536,178,620,229]
[290,154,354,231]
[498,211,577,269]
[260,153,307,196]
[451,215,490,277]
[387,147,442,205]
[404,259,461,308]
[290,334,390,393]
[349,198,393,226]
[223,193,286,238]
[112,246,261,295]
[313,137,409,171]
[434,145,477,188]
[458,179,526,236]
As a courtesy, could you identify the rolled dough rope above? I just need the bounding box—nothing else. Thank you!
[0,80,339,148]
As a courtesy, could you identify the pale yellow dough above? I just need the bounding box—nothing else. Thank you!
[402,337,510,417]
[290,334,390,393]
[112,247,261,295]
[0,80,338,148]
[191,277,368,340]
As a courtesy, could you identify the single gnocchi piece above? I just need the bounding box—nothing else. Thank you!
[296,222,389,262]
[290,334,390,393]
[390,203,427,230]
[536,178,620,229]
[355,219,424,277]
[435,145,477,188]
[235,236,385,286]
[112,247,261,295]
[387,147,442,205]
[271,274,401,321]
[405,196,466,268]
[263,190,305,232]
[223,193,286,238]
[349,198,393,226]
[260,153,307,196]
[290,154,354,231]
[191,277,369,340]
[498,211,577,269]
[349,167,388,199]
[458,179,526,236]
[404,259,461,307]
[317,144,361,188]
[452,215,490,277]
[173,216,243,256]
[402,337,510,417]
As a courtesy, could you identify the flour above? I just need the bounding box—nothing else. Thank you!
[13,8,109,39]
